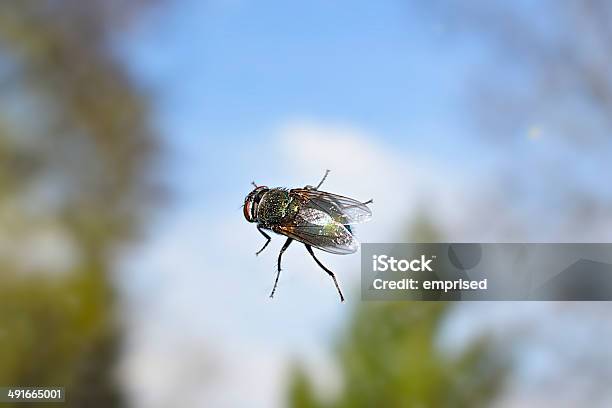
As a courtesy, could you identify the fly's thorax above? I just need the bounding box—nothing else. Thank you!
[256,188,294,225]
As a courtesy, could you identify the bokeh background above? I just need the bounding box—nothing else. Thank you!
[1,1,612,407]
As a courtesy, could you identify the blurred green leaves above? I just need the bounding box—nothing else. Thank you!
[0,1,159,406]
[289,217,507,408]
[289,303,506,408]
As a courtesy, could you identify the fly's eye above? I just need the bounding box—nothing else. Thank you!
[244,185,268,223]
[243,199,253,222]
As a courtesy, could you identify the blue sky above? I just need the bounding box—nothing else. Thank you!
[117,3,494,406]
[123,0,497,200]
[113,1,612,407]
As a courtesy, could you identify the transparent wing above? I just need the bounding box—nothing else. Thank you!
[290,188,372,225]
[273,207,359,254]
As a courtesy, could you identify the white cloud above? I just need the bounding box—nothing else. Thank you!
[276,119,481,241]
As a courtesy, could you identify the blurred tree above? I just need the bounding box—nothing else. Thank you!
[419,0,612,240]
[0,1,160,407]
[416,1,612,403]
[288,217,507,408]
[289,304,506,408]
[289,365,321,408]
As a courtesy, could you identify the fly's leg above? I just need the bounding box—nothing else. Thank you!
[255,226,272,256]
[305,244,345,302]
[315,169,330,190]
[270,238,293,298]
[305,170,330,190]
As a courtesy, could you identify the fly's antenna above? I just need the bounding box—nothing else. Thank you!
[315,169,330,190]
[251,181,258,188]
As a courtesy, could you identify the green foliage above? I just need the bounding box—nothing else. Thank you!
[0,1,159,407]
[288,216,507,408]
[407,209,443,243]
[289,303,506,408]
[289,365,322,408]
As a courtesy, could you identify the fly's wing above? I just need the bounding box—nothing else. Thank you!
[290,189,372,225]
[274,206,359,254]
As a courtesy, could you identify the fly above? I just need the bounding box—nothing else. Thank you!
[243,170,372,302]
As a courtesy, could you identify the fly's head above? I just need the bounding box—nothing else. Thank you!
[243,185,269,223]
